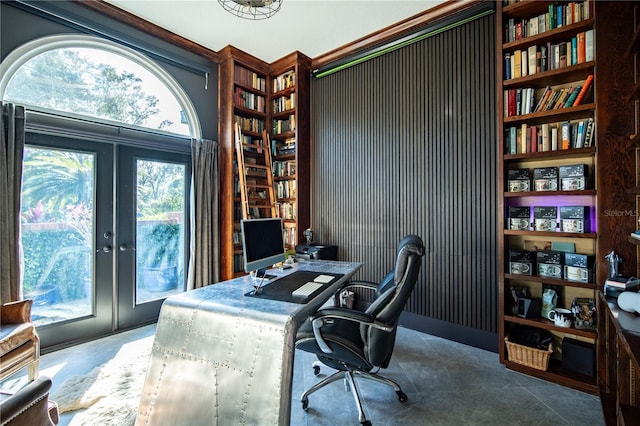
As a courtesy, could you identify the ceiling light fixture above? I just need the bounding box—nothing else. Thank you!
[218,0,282,20]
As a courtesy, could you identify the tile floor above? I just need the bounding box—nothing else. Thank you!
[2,324,606,425]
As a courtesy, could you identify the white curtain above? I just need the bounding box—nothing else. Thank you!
[187,138,219,289]
[0,102,26,303]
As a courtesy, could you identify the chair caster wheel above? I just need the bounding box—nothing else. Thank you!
[361,421,372,426]
[313,365,320,375]
[301,398,309,411]
[396,390,408,403]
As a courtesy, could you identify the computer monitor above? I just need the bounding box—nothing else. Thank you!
[241,218,286,276]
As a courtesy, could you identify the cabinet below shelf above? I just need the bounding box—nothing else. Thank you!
[504,359,598,394]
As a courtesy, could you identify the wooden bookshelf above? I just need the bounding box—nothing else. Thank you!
[219,47,311,280]
[497,0,598,393]
[498,0,637,395]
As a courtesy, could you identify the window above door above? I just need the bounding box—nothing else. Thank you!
[0,34,201,139]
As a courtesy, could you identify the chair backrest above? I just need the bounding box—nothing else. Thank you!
[362,235,425,366]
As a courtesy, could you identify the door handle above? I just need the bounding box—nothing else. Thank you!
[119,244,136,252]
[97,245,112,253]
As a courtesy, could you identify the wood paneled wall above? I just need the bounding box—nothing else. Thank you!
[310,13,497,341]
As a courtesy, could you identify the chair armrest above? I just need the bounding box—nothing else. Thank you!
[340,280,378,292]
[0,376,54,425]
[1,300,33,324]
[311,307,394,354]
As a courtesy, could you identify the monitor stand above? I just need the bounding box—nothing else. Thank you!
[254,268,276,280]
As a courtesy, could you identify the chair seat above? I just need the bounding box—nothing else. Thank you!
[0,323,37,358]
[296,316,372,371]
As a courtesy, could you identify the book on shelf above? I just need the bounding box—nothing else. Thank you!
[573,75,594,106]
[585,29,594,62]
[605,275,640,290]
[503,1,591,43]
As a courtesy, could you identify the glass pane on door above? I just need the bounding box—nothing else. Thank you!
[21,147,95,325]
[135,159,186,304]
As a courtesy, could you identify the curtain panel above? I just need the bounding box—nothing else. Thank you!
[1,102,26,303]
[188,138,219,289]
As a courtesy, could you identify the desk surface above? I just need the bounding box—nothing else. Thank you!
[136,260,361,426]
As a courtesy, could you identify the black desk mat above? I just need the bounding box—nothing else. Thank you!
[245,270,344,304]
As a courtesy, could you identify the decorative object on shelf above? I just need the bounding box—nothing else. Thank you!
[548,308,574,328]
[570,297,596,329]
[541,287,557,320]
[218,0,282,20]
[617,291,640,314]
[605,249,622,278]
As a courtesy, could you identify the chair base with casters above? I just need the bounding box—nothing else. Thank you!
[300,360,408,426]
[295,235,425,426]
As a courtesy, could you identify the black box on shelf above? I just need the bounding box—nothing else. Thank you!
[507,168,530,192]
[533,206,557,232]
[559,164,588,191]
[564,253,594,283]
[536,250,564,279]
[560,206,590,233]
[533,167,558,192]
[509,249,533,275]
[561,338,595,377]
[508,206,531,231]
[517,298,541,319]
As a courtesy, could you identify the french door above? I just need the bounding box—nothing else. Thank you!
[21,132,190,349]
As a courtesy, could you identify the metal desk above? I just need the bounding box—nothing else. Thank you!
[136,260,362,426]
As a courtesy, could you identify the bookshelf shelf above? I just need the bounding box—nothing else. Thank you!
[504,146,595,161]
[503,62,594,88]
[503,103,594,125]
[503,189,596,197]
[503,19,594,51]
[498,0,602,394]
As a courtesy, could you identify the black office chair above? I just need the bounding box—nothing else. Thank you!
[295,235,425,426]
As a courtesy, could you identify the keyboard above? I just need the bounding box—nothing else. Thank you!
[291,281,324,297]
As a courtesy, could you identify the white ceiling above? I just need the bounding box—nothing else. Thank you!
[105,0,446,63]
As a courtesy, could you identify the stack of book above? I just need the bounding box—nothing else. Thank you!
[604,275,640,298]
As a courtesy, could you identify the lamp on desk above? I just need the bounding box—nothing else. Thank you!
[218,0,282,20]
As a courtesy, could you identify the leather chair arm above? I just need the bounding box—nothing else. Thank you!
[0,376,54,425]
[311,307,394,354]
[1,300,33,324]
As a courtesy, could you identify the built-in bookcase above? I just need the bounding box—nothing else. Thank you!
[497,0,598,393]
[219,47,310,280]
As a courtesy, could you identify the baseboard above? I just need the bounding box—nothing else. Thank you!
[399,311,499,353]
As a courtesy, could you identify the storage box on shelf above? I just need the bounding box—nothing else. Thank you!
[498,0,599,394]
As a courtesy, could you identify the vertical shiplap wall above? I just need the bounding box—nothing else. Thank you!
[311,14,497,333]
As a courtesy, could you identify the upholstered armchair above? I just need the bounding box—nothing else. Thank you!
[0,299,40,382]
[0,376,59,426]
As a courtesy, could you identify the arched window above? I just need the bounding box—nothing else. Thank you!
[0,35,200,138]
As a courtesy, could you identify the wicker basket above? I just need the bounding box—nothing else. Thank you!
[504,336,553,371]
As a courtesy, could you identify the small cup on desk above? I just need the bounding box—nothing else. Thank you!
[548,308,573,327]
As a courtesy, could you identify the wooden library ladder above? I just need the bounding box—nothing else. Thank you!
[234,122,277,220]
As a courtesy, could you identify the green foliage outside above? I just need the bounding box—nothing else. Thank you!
[22,228,90,301]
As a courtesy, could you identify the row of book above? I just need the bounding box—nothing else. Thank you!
[504,0,591,43]
[273,70,295,93]
[273,115,296,135]
[504,30,593,80]
[504,75,593,117]
[505,118,594,154]
[275,202,296,220]
[282,226,297,248]
[275,179,296,199]
[234,115,265,133]
[234,64,266,92]
[272,138,296,156]
[273,160,296,177]
[273,93,296,114]
[234,87,266,112]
